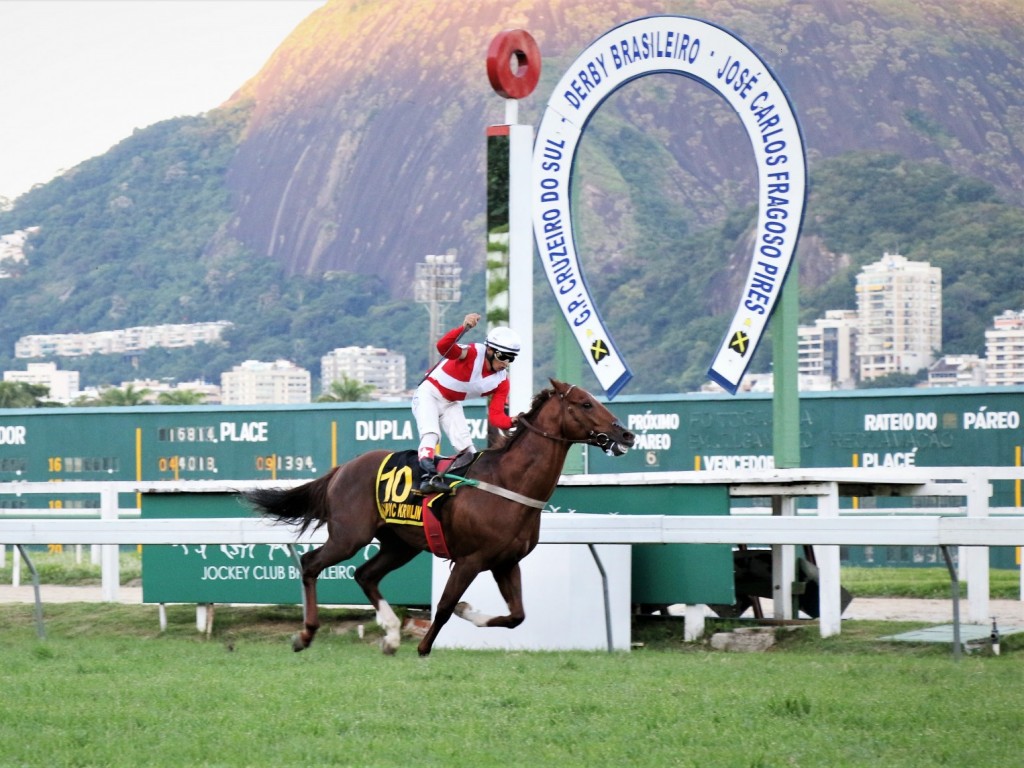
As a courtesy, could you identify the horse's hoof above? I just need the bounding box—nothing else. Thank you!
[454,601,472,618]
[380,640,398,656]
[291,634,307,653]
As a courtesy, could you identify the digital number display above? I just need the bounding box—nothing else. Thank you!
[157,456,219,474]
[255,455,316,473]
[48,456,120,473]
[157,426,218,443]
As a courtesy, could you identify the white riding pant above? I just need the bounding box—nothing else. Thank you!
[412,380,476,455]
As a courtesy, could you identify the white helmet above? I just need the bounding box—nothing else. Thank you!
[485,326,522,356]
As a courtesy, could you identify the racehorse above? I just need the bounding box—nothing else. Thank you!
[242,379,635,656]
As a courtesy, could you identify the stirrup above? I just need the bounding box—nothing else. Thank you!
[420,474,450,494]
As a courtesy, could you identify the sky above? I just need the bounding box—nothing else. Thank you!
[0,0,327,203]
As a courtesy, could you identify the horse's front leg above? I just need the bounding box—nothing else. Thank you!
[418,560,482,657]
[454,561,525,629]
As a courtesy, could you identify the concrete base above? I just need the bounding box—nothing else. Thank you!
[710,626,777,652]
[881,623,1024,644]
[431,544,631,651]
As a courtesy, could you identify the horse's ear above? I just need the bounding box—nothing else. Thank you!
[549,378,566,391]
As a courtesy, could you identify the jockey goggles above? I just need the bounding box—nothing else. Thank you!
[492,349,517,363]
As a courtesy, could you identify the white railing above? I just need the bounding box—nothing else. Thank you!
[1,480,296,600]
[2,469,1023,639]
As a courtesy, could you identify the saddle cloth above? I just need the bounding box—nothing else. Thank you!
[374,450,429,526]
[374,450,456,558]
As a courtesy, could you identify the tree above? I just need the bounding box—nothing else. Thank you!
[0,381,50,408]
[89,383,152,406]
[857,371,924,390]
[316,376,375,402]
[157,390,207,405]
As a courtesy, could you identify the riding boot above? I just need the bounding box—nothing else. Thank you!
[418,453,438,492]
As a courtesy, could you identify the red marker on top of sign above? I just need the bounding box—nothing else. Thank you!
[487,30,541,99]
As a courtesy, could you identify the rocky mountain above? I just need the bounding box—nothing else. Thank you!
[223,0,1023,295]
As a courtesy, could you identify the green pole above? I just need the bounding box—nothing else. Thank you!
[772,271,800,468]
[556,315,585,474]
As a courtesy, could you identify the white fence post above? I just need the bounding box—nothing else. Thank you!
[683,604,705,642]
[964,469,991,623]
[817,482,842,637]
[100,487,120,602]
[772,495,797,619]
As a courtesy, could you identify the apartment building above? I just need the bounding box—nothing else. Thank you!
[855,253,942,381]
[985,310,1024,385]
[220,360,311,405]
[321,346,407,396]
[3,362,80,403]
[797,309,859,389]
[927,355,986,388]
[14,321,232,358]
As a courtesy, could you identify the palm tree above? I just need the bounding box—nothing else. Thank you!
[0,381,50,408]
[157,390,207,405]
[316,376,375,402]
[94,383,152,407]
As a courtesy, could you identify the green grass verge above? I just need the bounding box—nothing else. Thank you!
[0,603,1021,768]
[840,566,1021,599]
[1,548,142,586]
[4,550,1019,598]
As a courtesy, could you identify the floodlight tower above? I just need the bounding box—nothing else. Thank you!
[415,254,462,364]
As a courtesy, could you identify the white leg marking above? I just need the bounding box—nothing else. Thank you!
[376,600,402,654]
[454,601,493,628]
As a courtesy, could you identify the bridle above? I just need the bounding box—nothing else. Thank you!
[515,385,623,453]
[438,384,629,508]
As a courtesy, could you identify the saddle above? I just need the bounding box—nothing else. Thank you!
[418,448,479,494]
[373,449,481,560]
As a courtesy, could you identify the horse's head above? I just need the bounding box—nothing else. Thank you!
[539,378,636,456]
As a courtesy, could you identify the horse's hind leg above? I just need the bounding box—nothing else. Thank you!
[455,561,525,629]
[293,537,362,652]
[354,534,420,655]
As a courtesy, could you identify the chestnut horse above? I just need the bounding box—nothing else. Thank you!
[242,379,635,656]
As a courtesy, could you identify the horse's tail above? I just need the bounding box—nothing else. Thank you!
[241,467,340,535]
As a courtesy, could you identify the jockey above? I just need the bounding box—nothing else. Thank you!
[412,312,521,489]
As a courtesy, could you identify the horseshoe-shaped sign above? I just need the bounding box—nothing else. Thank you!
[532,16,807,396]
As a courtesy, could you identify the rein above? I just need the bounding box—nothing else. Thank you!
[438,475,547,509]
[434,385,623,509]
[433,388,583,509]
[514,414,580,445]
[515,385,619,452]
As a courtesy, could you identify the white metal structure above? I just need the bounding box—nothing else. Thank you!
[2,468,1022,644]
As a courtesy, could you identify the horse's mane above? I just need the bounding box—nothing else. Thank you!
[488,386,556,454]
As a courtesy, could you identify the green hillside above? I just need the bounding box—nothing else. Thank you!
[3,137,1022,394]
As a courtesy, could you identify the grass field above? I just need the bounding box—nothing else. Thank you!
[1,549,142,586]
[1,602,1022,768]
[840,565,1022,599]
